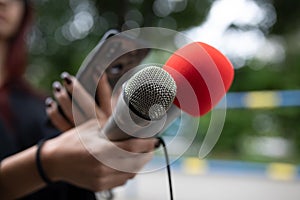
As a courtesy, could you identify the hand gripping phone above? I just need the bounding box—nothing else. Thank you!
[76,29,150,97]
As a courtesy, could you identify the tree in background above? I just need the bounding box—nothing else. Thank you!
[27,0,210,87]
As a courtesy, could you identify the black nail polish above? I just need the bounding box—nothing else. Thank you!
[53,82,61,92]
[45,97,53,107]
[155,140,161,149]
[61,72,72,84]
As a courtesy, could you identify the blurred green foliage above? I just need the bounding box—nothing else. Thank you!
[27,0,210,91]
[26,0,300,163]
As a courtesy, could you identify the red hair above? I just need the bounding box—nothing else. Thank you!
[0,0,35,129]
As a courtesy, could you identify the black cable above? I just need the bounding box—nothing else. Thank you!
[157,137,174,200]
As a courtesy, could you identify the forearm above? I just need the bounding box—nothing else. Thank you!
[0,120,158,198]
[0,145,46,199]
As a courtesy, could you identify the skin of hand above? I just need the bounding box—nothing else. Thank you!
[0,119,158,199]
[42,119,157,191]
[44,72,160,190]
[46,72,116,132]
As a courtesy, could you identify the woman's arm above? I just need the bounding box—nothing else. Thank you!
[0,144,45,199]
[0,120,157,200]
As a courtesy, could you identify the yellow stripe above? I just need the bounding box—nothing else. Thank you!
[244,91,281,108]
[182,158,207,175]
[267,163,297,181]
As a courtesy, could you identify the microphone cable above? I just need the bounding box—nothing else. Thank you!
[157,137,174,200]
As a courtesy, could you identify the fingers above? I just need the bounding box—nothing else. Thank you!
[95,73,112,117]
[52,81,74,123]
[91,151,153,191]
[61,72,108,125]
[51,81,86,126]
[116,138,159,153]
[46,71,111,131]
[51,122,157,191]
[45,97,73,132]
[114,151,154,172]
[96,138,157,172]
[99,151,153,175]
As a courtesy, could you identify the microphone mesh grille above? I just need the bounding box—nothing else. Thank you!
[124,66,176,120]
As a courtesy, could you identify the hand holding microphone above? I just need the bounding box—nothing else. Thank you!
[103,41,235,140]
[102,66,177,141]
[45,72,159,195]
[47,41,234,141]
[45,41,235,199]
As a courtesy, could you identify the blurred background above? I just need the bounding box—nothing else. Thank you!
[27,0,300,199]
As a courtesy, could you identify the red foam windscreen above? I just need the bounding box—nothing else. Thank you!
[163,42,234,116]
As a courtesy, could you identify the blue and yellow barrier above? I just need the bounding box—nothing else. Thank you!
[180,158,300,181]
[157,90,300,180]
[217,90,300,109]
[150,157,300,181]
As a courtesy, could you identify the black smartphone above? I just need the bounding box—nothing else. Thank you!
[76,29,150,96]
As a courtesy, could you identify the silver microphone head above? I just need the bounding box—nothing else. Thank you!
[124,66,177,120]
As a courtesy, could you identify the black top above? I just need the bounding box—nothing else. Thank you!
[0,82,96,200]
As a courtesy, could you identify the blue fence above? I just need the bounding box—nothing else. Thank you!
[149,157,300,181]
[217,90,300,109]
[159,90,300,181]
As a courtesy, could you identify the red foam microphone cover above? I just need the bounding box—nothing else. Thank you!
[163,42,234,116]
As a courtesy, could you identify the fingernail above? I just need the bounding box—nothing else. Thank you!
[52,81,61,92]
[155,139,161,149]
[61,72,72,85]
[45,97,53,107]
